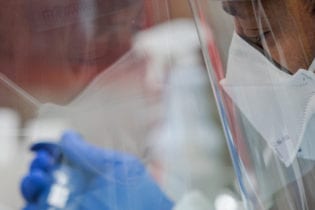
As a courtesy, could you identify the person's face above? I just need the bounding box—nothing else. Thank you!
[222,0,315,73]
[0,0,143,104]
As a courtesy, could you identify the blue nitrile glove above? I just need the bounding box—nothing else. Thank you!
[21,131,174,210]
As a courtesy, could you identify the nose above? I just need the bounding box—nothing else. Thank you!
[234,17,260,37]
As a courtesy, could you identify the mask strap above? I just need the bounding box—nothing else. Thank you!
[0,72,41,108]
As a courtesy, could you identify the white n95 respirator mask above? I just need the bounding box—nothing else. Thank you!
[221,33,315,167]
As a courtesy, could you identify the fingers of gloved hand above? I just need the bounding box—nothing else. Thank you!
[20,169,51,203]
[30,150,57,172]
[31,143,62,161]
[60,130,130,174]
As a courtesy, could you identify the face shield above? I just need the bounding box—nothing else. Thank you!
[0,1,235,209]
[191,0,315,209]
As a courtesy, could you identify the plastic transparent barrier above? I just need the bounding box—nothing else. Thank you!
[190,0,315,209]
[0,0,235,209]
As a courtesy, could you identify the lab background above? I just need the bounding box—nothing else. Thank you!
[0,1,239,210]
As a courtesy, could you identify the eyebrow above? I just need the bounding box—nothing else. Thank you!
[222,1,259,18]
[222,3,238,16]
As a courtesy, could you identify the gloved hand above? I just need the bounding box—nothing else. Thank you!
[21,131,174,210]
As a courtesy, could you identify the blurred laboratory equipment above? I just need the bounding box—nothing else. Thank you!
[135,19,239,209]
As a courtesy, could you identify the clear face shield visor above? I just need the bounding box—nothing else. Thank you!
[191,0,315,209]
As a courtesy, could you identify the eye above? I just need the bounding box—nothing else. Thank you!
[252,35,262,45]
[244,31,271,48]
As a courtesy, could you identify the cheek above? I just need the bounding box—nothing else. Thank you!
[261,20,313,73]
[261,0,315,73]
[265,34,310,73]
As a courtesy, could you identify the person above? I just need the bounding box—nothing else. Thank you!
[190,0,315,209]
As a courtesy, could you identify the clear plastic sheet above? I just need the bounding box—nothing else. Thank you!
[190,0,315,209]
[0,1,234,209]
